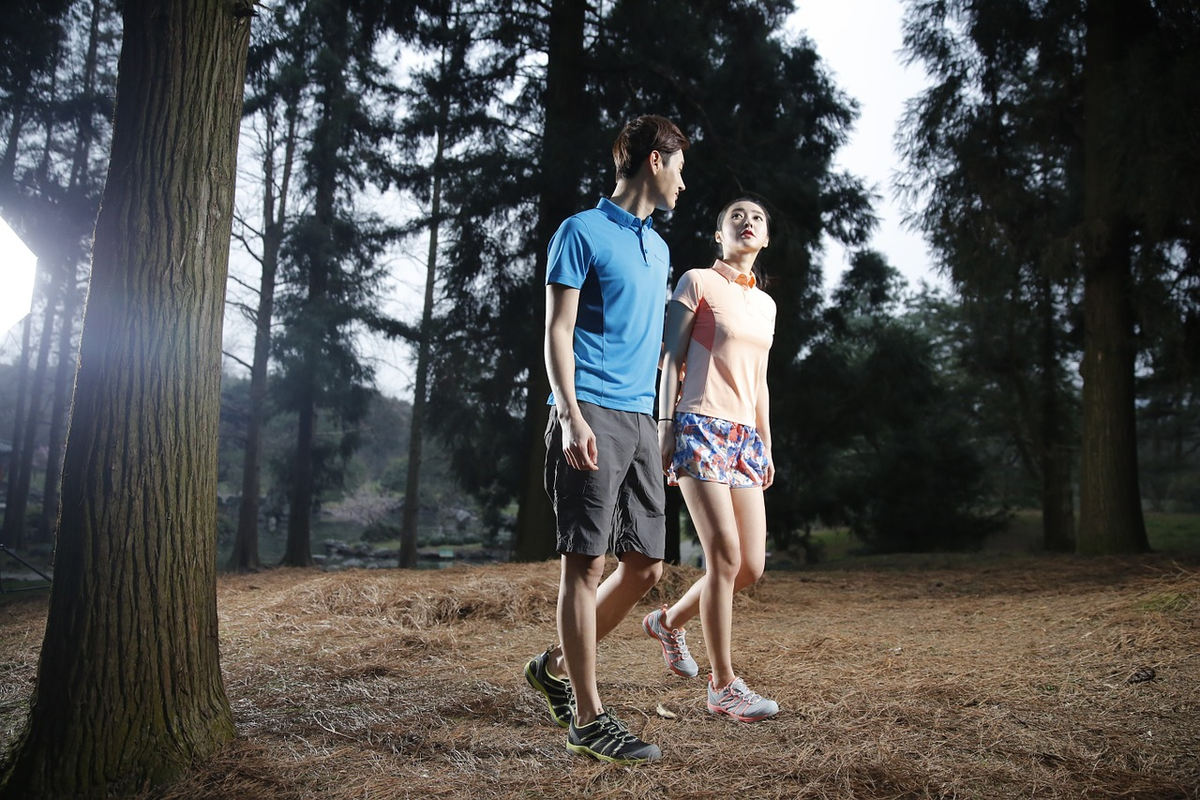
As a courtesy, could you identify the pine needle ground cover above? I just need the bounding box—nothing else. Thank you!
[2,557,1197,799]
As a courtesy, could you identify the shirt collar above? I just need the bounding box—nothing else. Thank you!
[712,259,756,289]
[597,197,654,231]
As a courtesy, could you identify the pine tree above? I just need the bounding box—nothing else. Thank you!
[0,0,248,793]
[898,0,1084,551]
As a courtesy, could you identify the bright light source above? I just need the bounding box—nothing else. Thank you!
[0,217,37,334]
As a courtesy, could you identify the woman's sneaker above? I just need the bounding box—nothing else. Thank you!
[566,711,662,764]
[706,676,779,722]
[642,605,699,678]
[524,647,574,728]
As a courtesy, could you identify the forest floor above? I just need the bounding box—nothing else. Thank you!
[2,552,1199,798]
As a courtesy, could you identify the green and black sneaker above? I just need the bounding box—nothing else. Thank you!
[524,647,574,728]
[566,711,661,764]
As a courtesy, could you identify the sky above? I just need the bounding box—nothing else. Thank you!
[786,0,939,294]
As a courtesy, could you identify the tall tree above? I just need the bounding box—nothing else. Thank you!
[1,0,118,548]
[898,0,1083,551]
[272,0,413,567]
[0,0,249,795]
[511,0,589,561]
[226,4,304,572]
[1076,0,1152,554]
[385,0,503,567]
[1,315,33,549]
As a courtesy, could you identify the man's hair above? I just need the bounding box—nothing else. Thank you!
[612,115,690,180]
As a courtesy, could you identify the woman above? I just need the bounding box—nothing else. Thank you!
[643,197,779,722]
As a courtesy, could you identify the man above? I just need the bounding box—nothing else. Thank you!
[524,114,688,764]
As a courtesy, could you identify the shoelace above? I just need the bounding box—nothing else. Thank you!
[721,679,767,712]
[597,713,638,743]
[664,626,691,659]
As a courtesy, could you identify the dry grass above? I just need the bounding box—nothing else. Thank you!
[2,556,1199,799]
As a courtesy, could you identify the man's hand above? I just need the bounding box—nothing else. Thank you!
[562,412,599,471]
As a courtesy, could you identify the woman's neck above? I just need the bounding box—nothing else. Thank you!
[720,253,756,275]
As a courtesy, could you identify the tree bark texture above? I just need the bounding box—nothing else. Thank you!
[0,0,249,795]
[513,0,588,562]
[1077,0,1150,555]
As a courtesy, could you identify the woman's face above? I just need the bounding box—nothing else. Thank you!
[716,201,770,258]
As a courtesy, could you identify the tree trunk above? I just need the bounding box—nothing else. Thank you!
[39,0,105,546]
[282,392,317,567]
[10,281,56,543]
[1037,275,1074,553]
[512,0,588,562]
[230,106,295,573]
[39,267,78,542]
[664,487,682,565]
[1076,0,1150,555]
[0,0,248,794]
[400,130,445,569]
[1,313,33,549]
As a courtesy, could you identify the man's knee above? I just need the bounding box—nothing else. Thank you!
[618,552,663,592]
[562,552,607,588]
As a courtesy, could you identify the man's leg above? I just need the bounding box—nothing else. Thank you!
[595,550,663,640]
[557,551,607,726]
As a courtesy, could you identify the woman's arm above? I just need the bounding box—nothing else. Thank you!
[754,357,774,489]
[657,299,696,472]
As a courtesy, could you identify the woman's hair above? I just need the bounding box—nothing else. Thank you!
[612,115,690,180]
[716,196,772,287]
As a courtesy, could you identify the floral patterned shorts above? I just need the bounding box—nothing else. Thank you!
[668,412,768,488]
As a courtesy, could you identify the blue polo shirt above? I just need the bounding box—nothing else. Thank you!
[546,197,670,414]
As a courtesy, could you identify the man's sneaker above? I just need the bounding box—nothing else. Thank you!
[642,605,699,678]
[524,648,574,728]
[707,676,779,722]
[566,711,662,764]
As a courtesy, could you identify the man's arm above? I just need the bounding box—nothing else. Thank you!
[546,283,598,471]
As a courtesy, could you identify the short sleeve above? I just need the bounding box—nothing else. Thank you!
[671,268,704,311]
[546,216,592,288]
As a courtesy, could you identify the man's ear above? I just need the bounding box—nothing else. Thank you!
[648,150,662,173]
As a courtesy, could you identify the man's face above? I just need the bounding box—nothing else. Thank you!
[653,150,686,211]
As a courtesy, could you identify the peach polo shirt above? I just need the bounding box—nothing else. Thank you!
[670,259,777,427]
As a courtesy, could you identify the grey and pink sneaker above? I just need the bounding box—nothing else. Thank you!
[642,604,699,678]
[707,676,779,722]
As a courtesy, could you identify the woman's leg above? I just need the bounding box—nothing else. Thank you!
[677,476,740,688]
[664,486,767,632]
[729,486,767,589]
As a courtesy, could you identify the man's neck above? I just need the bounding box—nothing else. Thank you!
[609,180,658,221]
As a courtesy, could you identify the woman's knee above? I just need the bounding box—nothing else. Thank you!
[707,545,742,583]
[734,560,764,592]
